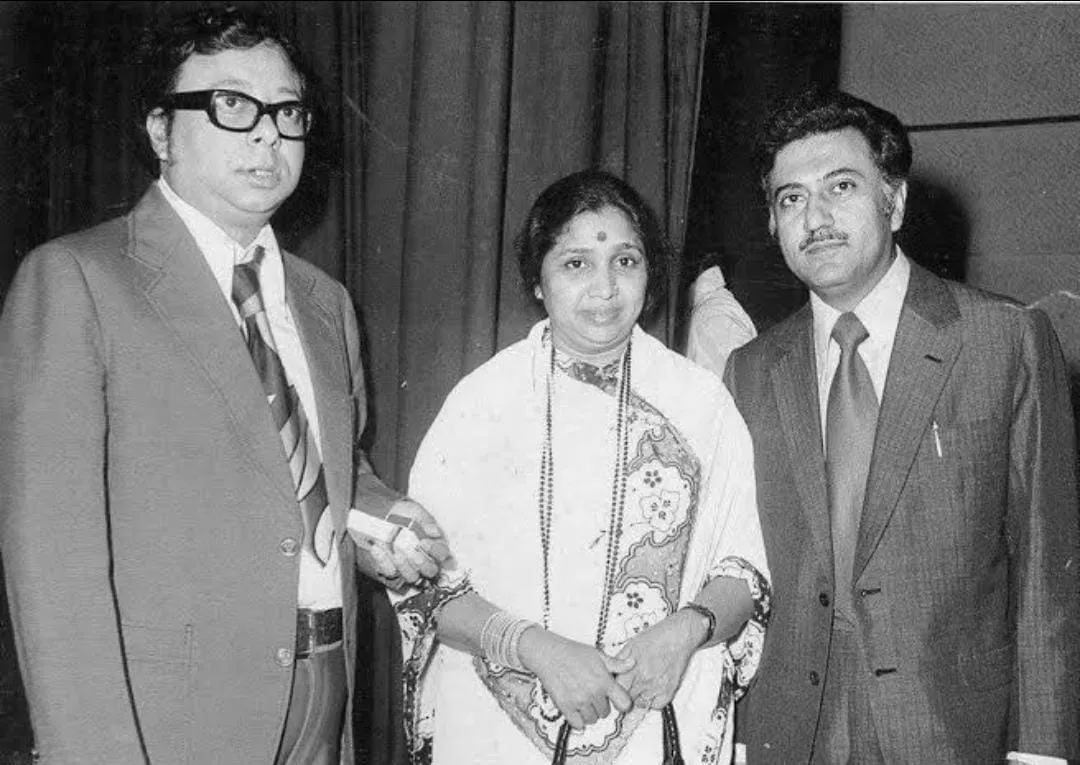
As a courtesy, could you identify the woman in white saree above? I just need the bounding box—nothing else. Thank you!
[394,169,770,765]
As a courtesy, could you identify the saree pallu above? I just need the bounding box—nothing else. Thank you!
[396,322,771,765]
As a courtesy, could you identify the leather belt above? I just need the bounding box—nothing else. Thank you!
[295,607,343,658]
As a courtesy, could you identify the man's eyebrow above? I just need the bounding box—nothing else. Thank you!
[205,78,303,100]
[770,181,804,203]
[207,77,251,91]
[824,166,866,180]
[771,167,868,203]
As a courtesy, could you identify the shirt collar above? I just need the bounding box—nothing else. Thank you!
[156,177,283,306]
[811,247,911,360]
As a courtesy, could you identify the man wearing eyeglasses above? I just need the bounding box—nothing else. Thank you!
[0,6,449,765]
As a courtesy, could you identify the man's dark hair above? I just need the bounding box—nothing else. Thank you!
[132,4,313,170]
[755,87,912,197]
[514,168,671,319]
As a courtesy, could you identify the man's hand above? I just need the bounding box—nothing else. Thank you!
[353,538,407,590]
[383,498,451,580]
[347,498,452,587]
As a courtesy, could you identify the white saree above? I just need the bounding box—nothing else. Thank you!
[396,321,770,765]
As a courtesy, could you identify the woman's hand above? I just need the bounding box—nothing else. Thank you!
[614,609,709,709]
[517,627,635,730]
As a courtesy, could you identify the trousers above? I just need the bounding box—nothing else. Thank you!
[275,641,347,765]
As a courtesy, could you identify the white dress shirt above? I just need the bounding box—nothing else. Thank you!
[811,250,909,452]
[158,178,342,610]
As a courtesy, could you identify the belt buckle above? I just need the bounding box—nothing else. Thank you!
[295,607,343,658]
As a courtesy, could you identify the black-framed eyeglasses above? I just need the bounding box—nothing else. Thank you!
[159,89,312,140]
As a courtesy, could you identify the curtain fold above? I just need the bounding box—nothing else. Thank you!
[1,0,709,491]
[344,1,710,490]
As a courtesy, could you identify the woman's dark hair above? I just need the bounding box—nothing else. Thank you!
[755,87,912,197]
[132,4,313,170]
[514,169,671,318]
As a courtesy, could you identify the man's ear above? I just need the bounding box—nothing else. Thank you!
[888,180,908,233]
[767,209,777,239]
[146,108,170,163]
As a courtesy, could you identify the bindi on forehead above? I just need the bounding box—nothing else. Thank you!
[596,231,607,242]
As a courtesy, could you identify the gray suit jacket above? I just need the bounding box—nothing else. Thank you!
[0,187,398,764]
[724,263,1080,764]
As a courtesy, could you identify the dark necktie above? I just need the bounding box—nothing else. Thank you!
[233,247,333,566]
[825,312,878,619]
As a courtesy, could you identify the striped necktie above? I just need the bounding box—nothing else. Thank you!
[232,247,333,566]
[825,312,878,620]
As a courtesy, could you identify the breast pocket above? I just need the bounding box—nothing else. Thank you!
[915,416,1008,560]
[940,416,1007,508]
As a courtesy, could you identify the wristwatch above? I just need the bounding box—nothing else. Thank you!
[680,602,716,646]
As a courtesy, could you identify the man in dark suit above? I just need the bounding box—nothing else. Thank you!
[0,6,447,764]
[723,88,1079,764]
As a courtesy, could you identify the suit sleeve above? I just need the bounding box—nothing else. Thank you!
[721,345,743,401]
[1009,307,1080,756]
[340,285,402,516]
[0,248,147,762]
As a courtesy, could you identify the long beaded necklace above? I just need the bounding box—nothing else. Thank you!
[537,334,633,652]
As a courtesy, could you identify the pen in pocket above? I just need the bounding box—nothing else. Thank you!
[932,421,942,457]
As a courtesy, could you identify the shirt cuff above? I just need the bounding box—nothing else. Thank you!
[1007,752,1068,764]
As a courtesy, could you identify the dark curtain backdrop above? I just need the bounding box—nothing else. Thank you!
[682,3,842,335]
[0,1,710,758]
[0,0,708,488]
[350,1,708,489]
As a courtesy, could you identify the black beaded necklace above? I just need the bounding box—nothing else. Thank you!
[537,334,633,649]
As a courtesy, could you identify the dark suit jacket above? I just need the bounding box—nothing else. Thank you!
[724,263,1080,764]
[0,186,400,764]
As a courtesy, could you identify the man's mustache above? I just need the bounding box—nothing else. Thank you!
[799,229,848,252]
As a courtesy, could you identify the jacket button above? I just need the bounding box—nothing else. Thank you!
[818,592,831,607]
[809,671,820,686]
[276,647,294,667]
[279,537,299,556]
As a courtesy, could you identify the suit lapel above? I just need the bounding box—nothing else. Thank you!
[854,264,962,580]
[283,258,353,536]
[129,187,297,510]
[770,306,834,573]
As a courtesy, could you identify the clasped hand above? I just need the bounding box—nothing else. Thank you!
[518,611,704,730]
[613,610,705,710]
[518,629,635,731]
[350,499,452,587]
